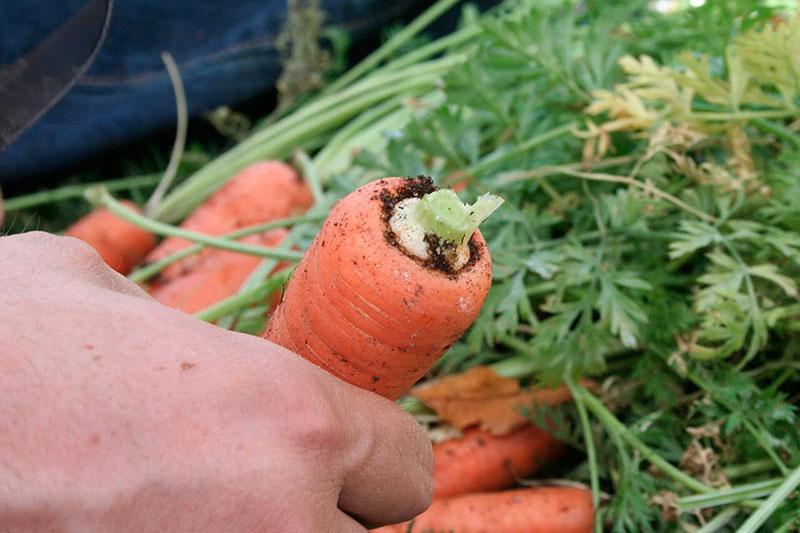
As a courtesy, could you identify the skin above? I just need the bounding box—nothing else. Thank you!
[0,232,433,532]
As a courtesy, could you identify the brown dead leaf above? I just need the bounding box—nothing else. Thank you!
[411,366,576,436]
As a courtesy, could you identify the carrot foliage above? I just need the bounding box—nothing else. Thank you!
[342,0,800,529]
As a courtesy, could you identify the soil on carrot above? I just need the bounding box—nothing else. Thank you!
[378,175,482,276]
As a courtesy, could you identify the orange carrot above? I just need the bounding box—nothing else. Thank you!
[433,424,565,498]
[149,229,288,314]
[64,200,156,275]
[371,487,595,533]
[264,177,496,400]
[146,161,312,281]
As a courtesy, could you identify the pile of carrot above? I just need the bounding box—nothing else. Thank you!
[145,161,312,282]
[62,171,595,531]
[62,161,311,318]
[144,161,311,315]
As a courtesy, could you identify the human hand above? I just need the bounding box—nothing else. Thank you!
[0,232,432,532]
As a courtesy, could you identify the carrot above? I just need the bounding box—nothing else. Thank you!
[370,487,595,533]
[149,229,288,314]
[433,424,565,498]
[264,176,502,399]
[146,161,312,281]
[64,200,156,275]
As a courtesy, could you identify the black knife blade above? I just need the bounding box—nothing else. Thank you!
[0,0,113,151]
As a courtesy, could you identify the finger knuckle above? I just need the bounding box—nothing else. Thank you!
[58,235,105,263]
[283,381,346,453]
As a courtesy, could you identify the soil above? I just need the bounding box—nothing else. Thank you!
[377,175,482,276]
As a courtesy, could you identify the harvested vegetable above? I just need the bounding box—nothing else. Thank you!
[370,487,595,533]
[149,229,289,315]
[64,201,156,274]
[265,176,501,399]
[146,161,312,281]
[433,424,565,498]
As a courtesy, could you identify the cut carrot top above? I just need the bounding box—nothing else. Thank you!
[390,188,502,271]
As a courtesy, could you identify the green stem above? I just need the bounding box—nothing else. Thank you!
[322,0,463,94]
[293,151,325,205]
[384,25,481,72]
[312,95,404,172]
[258,58,460,152]
[696,508,739,533]
[415,189,503,243]
[3,174,161,212]
[574,384,711,494]
[567,378,602,533]
[679,479,780,510]
[489,355,538,379]
[155,58,462,222]
[724,459,778,480]
[686,370,788,475]
[459,122,576,179]
[145,52,188,216]
[736,464,800,533]
[86,187,303,261]
[216,224,309,330]
[751,118,800,149]
[689,110,797,121]
[195,270,291,323]
[128,212,322,283]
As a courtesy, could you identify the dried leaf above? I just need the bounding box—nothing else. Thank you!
[412,366,574,436]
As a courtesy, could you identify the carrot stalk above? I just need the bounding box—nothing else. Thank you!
[84,187,303,263]
[264,177,497,399]
[148,230,290,315]
[433,425,565,498]
[370,487,595,533]
[390,189,502,271]
[64,200,156,275]
[145,161,313,282]
[215,226,308,330]
[2,174,162,213]
[154,57,464,223]
[195,270,291,323]
[128,212,323,283]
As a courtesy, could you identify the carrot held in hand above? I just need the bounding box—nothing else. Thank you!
[146,161,312,281]
[64,200,156,275]
[265,176,502,399]
[434,424,565,498]
[149,229,289,314]
[371,487,595,533]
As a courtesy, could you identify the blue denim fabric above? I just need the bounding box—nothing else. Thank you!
[0,0,427,184]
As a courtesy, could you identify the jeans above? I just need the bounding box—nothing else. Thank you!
[0,0,430,185]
